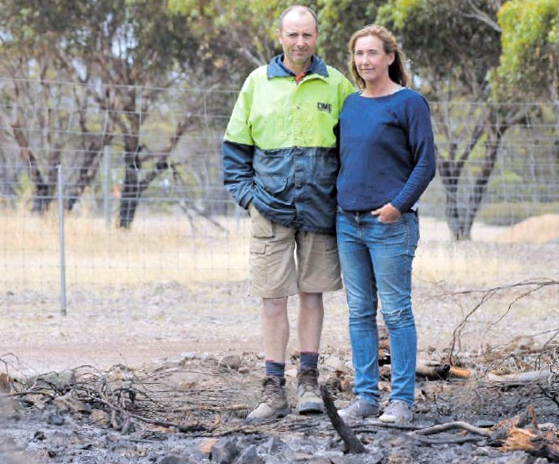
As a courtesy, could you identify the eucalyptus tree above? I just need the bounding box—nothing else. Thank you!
[491,0,559,210]
[318,0,384,73]
[494,0,558,102]
[0,0,224,227]
[0,1,79,213]
[378,0,531,240]
[167,0,316,85]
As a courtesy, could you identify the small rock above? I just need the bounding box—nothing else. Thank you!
[158,456,186,464]
[236,445,264,464]
[219,354,242,370]
[285,368,298,378]
[323,355,351,374]
[46,413,64,426]
[198,438,218,454]
[259,437,284,455]
[90,409,110,427]
[211,437,240,463]
[538,422,558,431]
[32,431,46,441]
[498,451,535,464]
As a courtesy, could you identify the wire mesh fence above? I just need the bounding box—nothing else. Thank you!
[0,79,558,315]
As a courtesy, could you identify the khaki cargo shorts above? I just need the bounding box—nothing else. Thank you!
[249,204,342,298]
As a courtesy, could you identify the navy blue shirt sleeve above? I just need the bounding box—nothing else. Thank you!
[391,94,436,213]
[337,89,436,213]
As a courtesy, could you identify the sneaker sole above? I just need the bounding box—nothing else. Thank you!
[378,415,412,424]
[339,411,378,421]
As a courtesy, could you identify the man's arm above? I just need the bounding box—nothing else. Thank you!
[222,140,255,209]
[222,74,258,209]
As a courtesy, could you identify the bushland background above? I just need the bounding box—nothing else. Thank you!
[0,0,558,377]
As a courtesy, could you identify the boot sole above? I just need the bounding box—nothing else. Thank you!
[245,406,291,424]
[297,402,324,415]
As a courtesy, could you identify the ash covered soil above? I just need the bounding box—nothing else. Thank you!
[1,345,559,464]
[2,241,559,464]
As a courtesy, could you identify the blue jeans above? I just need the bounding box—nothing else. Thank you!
[336,208,419,407]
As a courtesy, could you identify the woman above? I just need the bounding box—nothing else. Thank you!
[336,25,436,424]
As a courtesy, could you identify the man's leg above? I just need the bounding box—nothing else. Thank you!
[296,292,325,414]
[245,206,296,423]
[262,296,290,363]
[246,296,291,423]
[295,229,341,415]
[298,292,324,353]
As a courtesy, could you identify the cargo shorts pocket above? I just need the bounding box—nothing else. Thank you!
[250,204,274,238]
[250,241,266,256]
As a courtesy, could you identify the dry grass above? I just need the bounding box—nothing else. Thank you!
[2,211,251,291]
[3,208,559,286]
[1,209,557,375]
[2,211,557,291]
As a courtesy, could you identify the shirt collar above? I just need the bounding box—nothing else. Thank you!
[267,54,329,80]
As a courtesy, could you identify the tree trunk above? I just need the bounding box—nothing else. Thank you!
[437,109,511,241]
[11,122,51,214]
[67,138,113,212]
[119,146,142,229]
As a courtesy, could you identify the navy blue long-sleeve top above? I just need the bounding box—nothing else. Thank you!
[337,88,436,213]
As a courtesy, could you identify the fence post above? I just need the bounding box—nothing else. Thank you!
[57,165,67,316]
[103,145,112,228]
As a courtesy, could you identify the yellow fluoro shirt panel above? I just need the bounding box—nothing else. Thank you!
[225,65,354,151]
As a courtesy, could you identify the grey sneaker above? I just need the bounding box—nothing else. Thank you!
[297,368,324,414]
[337,396,379,420]
[379,400,413,424]
[246,376,291,423]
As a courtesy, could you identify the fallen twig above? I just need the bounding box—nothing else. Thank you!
[486,369,554,385]
[410,421,491,437]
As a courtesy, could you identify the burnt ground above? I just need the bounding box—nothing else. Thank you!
[1,344,559,464]
[1,248,559,463]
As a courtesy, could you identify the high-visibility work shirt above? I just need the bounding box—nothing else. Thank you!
[222,54,354,234]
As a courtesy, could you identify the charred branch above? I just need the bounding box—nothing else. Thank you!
[320,385,367,454]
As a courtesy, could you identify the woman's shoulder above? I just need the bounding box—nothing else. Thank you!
[342,90,365,107]
[398,87,427,103]
[394,88,431,111]
[397,87,427,102]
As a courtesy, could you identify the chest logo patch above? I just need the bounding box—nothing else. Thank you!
[317,102,332,113]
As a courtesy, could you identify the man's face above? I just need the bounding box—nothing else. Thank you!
[277,10,318,72]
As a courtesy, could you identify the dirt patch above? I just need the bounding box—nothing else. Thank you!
[496,214,559,243]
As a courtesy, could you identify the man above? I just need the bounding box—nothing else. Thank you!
[222,5,354,423]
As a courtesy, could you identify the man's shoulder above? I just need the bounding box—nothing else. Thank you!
[238,65,271,92]
[246,64,269,80]
[324,65,353,86]
[324,64,345,77]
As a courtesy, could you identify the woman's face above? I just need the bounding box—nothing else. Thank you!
[353,35,394,85]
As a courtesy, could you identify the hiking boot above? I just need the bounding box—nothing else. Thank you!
[246,376,290,423]
[297,368,324,414]
[379,400,413,424]
[337,396,379,420]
